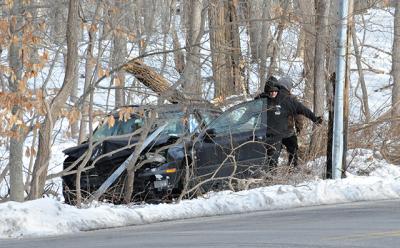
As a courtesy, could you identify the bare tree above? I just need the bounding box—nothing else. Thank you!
[313,0,330,117]
[267,0,289,78]
[259,0,273,89]
[297,0,315,108]
[242,0,263,61]
[208,0,243,99]
[78,2,103,144]
[392,0,400,132]
[170,4,186,74]
[8,0,26,202]
[181,0,204,98]
[49,0,67,45]
[110,0,128,107]
[29,0,80,199]
[351,11,371,123]
[309,0,330,155]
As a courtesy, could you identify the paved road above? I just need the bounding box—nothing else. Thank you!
[2,199,400,248]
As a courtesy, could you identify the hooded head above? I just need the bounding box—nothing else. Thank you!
[277,76,293,92]
[264,85,279,93]
[263,76,279,93]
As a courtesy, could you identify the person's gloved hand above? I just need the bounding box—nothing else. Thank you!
[314,116,323,125]
[254,92,268,99]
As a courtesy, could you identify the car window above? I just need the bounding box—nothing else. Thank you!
[92,116,143,141]
[91,106,222,141]
[157,111,186,136]
[188,114,200,133]
[199,110,221,126]
[206,99,264,136]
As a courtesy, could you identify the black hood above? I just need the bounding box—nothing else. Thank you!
[63,143,89,158]
[63,136,142,160]
[63,133,180,161]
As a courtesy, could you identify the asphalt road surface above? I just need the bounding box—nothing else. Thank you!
[2,199,400,248]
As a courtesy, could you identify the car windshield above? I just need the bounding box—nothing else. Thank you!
[91,106,221,141]
[157,111,185,136]
[92,116,143,141]
[199,110,221,126]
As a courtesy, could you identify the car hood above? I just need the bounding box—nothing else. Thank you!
[63,142,90,158]
[63,134,179,160]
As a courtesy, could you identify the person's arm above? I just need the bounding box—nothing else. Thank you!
[287,96,321,123]
[294,115,304,134]
[254,92,268,100]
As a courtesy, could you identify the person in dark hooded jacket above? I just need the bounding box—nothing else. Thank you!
[258,76,322,169]
[275,76,304,168]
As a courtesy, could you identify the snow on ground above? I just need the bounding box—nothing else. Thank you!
[1,148,400,239]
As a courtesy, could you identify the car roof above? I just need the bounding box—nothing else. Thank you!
[110,102,221,118]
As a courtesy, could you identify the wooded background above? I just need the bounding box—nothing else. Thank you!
[0,0,399,203]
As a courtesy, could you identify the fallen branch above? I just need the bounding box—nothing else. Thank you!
[122,60,187,103]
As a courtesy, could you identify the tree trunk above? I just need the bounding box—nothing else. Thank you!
[243,0,263,62]
[69,59,79,139]
[267,0,289,77]
[226,0,243,94]
[65,0,80,138]
[160,0,174,75]
[208,0,242,99]
[208,0,228,98]
[326,0,339,88]
[111,0,127,107]
[8,0,25,202]
[392,0,400,133]
[49,0,67,45]
[309,0,330,155]
[351,16,371,122]
[29,0,79,200]
[181,0,204,98]
[171,25,185,74]
[259,0,272,91]
[313,0,330,117]
[79,2,103,144]
[298,0,315,108]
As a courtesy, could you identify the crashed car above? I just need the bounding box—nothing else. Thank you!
[62,102,221,204]
[63,98,276,204]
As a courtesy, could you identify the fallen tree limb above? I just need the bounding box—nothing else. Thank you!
[122,60,187,103]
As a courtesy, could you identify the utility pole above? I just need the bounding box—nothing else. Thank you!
[332,0,349,179]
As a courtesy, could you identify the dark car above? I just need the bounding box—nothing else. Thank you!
[62,98,275,204]
[62,102,221,204]
[188,97,273,192]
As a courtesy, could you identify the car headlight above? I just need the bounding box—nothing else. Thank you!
[145,153,166,163]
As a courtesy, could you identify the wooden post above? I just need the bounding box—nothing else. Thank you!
[326,73,335,179]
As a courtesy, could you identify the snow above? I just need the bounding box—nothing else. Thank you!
[1,148,400,239]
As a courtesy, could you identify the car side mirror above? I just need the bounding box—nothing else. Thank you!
[204,128,216,143]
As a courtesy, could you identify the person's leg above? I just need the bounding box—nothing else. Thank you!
[283,135,298,167]
[282,137,291,166]
[266,141,282,169]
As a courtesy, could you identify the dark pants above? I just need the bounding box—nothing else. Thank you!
[282,135,298,167]
[265,140,282,169]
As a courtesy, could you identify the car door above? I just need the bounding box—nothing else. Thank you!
[193,98,268,183]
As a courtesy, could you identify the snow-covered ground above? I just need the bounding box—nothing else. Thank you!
[1,148,400,239]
